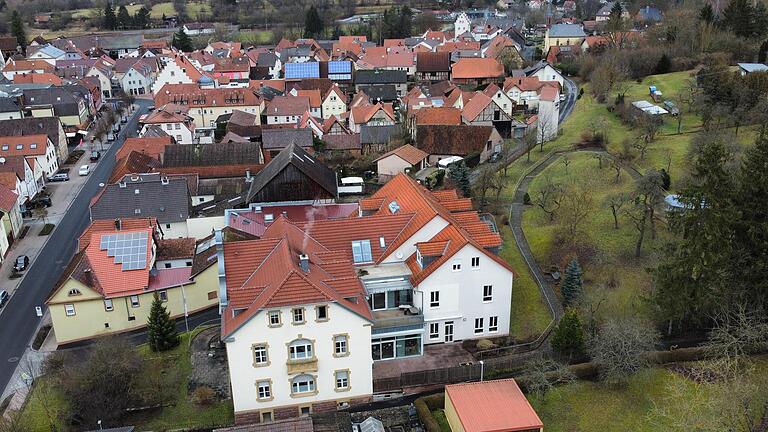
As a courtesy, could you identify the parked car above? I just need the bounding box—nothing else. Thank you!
[90,151,101,161]
[29,195,52,208]
[121,116,128,124]
[78,165,90,176]
[559,94,566,102]
[47,172,69,182]
[0,290,8,308]
[13,255,29,272]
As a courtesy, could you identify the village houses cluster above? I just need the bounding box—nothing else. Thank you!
[0,8,622,429]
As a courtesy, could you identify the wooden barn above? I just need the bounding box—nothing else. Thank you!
[245,142,338,204]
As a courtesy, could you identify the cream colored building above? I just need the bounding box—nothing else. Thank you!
[47,220,220,344]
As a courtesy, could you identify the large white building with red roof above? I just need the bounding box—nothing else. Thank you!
[217,173,514,424]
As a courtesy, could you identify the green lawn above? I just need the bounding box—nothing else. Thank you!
[532,359,768,431]
[71,2,178,19]
[522,152,660,319]
[500,226,552,341]
[432,409,452,432]
[186,1,212,18]
[21,328,234,431]
[237,30,276,44]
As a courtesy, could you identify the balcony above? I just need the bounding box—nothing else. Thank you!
[286,358,318,375]
[371,307,424,335]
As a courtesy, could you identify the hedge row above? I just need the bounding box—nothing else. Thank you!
[414,393,445,432]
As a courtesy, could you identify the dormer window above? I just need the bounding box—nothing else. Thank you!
[68,288,82,296]
[351,240,372,263]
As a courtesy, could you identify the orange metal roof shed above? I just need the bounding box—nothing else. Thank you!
[444,379,543,432]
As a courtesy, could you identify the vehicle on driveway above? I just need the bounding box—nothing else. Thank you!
[0,290,8,308]
[90,151,101,161]
[78,165,90,176]
[13,255,29,272]
[47,171,70,182]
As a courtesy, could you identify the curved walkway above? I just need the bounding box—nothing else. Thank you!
[508,148,643,331]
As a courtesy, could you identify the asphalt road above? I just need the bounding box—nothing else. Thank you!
[0,99,152,393]
[559,77,578,123]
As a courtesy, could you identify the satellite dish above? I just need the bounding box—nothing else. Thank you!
[0,157,6,164]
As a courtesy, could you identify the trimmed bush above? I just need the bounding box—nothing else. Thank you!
[476,339,497,350]
[415,395,442,432]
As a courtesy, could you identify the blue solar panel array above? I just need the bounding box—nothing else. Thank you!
[285,62,320,80]
[100,231,149,271]
[328,61,352,74]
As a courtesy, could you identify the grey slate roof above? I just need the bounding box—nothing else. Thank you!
[245,142,336,202]
[359,85,398,102]
[360,124,402,144]
[0,117,64,146]
[142,125,170,138]
[0,97,20,113]
[257,52,279,67]
[355,70,407,85]
[261,128,313,150]
[22,87,83,116]
[90,173,190,224]
[547,23,586,38]
[163,143,262,167]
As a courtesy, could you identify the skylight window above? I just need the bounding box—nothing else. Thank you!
[388,201,400,214]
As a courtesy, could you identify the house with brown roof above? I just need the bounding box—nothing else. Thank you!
[45,218,222,345]
[154,84,263,129]
[416,124,503,164]
[219,173,514,423]
[139,105,196,144]
[151,55,203,95]
[416,52,451,82]
[348,103,396,133]
[265,95,311,125]
[461,92,514,137]
[321,84,347,119]
[116,136,175,163]
[0,156,42,202]
[374,144,428,180]
[503,76,560,109]
[451,57,505,85]
[161,142,264,179]
[0,134,59,178]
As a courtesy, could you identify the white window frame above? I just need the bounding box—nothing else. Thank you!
[429,322,439,339]
[130,295,140,308]
[292,307,305,324]
[334,335,348,355]
[452,259,461,271]
[474,318,484,334]
[289,339,314,360]
[429,291,440,308]
[257,380,271,399]
[104,299,113,311]
[483,285,493,302]
[268,310,281,326]
[159,290,168,302]
[253,344,269,365]
[471,256,480,268]
[335,370,350,389]
[489,316,498,333]
[351,240,373,263]
[65,304,76,316]
[291,374,315,394]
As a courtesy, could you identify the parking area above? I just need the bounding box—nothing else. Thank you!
[0,140,115,298]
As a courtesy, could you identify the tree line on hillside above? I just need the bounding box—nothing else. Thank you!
[101,3,151,30]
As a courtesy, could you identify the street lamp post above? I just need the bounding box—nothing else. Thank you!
[479,360,485,382]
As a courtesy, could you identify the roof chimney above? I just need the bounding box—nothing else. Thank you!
[298,254,310,272]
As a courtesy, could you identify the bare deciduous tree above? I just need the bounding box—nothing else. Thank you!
[605,193,629,229]
[559,181,595,243]
[535,176,564,222]
[588,317,660,386]
[521,355,576,398]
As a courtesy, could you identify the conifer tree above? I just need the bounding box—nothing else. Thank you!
[551,308,586,358]
[10,11,26,53]
[448,161,471,197]
[103,3,117,30]
[304,6,324,38]
[561,257,583,307]
[147,292,180,352]
[172,27,193,52]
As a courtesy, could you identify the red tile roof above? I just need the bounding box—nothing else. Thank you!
[444,379,543,432]
[83,226,154,298]
[0,187,18,212]
[415,107,462,126]
[154,84,261,109]
[451,58,504,80]
[267,95,310,117]
[0,134,49,157]
[374,144,428,165]
[116,136,174,162]
[221,217,372,337]
[77,218,157,253]
[13,72,63,85]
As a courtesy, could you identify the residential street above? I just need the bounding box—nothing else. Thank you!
[0,99,152,396]
[559,77,578,123]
